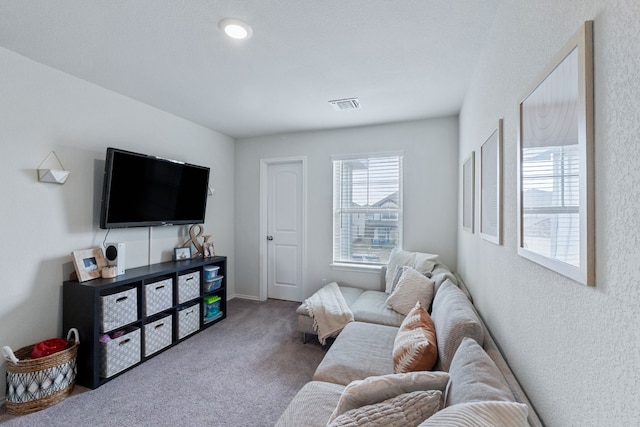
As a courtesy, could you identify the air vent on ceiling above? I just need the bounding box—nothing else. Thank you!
[329,98,360,111]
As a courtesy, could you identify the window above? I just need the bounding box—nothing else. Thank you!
[332,153,403,266]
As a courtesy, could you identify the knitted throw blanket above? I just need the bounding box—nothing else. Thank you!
[305,282,354,345]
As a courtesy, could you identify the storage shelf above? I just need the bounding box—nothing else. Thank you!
[63,256,227,389]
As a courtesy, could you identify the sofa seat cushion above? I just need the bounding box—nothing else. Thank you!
[313,322,397,385]
[447,337,515,406]
[350,291,405,327]
[430,279,484,371]
[275,381,345,427]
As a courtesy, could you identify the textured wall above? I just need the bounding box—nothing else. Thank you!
[458,0,640,425]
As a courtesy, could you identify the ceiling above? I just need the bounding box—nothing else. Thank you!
[0,1,501,139]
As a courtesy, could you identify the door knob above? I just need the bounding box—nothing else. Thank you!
[267,235,274,241]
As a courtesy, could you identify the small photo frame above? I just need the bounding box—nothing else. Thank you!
[174,246,192,261]
[72,247,107,282]
[204,241,215,258]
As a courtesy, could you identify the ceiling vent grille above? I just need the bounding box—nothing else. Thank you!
[329,98,360,111]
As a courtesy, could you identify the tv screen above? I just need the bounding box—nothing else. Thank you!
[100,148,210,229]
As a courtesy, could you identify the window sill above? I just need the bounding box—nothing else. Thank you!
[330,263,383,274]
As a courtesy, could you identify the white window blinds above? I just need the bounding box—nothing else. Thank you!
[332,153,403,265]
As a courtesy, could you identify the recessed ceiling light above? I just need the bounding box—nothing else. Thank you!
[218,18,253,40]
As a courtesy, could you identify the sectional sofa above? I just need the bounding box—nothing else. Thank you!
[277,251,544,426]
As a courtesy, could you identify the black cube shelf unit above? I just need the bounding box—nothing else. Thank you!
[63,256,227,389]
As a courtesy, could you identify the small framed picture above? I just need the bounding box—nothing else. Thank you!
[204,241,215,258]
[72,247,108,282]
[174,246,192,261]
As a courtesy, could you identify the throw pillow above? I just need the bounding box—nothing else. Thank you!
[328,390,442,427]
[385,248,416,293]
[386,267,435,315]
[390,265,432,295]
[328,371,450,423]
[384,248,438,293]
[418,401,529,427]
[430,279,484,371]
[392,301,438,373]
[446,337,514,406]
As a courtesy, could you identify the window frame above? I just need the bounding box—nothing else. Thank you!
[331,151,403,268]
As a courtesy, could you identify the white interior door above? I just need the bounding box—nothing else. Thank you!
[265,160,305,301]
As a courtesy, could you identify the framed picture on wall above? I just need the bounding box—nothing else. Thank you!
[462,151,475,233]
[517,21,594,286]
[480,119,503,245]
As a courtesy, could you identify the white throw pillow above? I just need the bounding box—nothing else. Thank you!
[328,371,450,423]
[385,248,438,293]
[385,248,416,293]
[418,401,529,427]
[386,267,435,315]
[328,390,442,427]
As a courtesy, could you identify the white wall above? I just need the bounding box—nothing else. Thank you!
[458,1,640,425]
[235,117,458,299]
[0,48,235,400]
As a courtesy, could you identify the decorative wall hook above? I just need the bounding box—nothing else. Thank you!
[38,151,70,184]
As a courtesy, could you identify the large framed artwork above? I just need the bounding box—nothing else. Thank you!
[462,151,475,233]
[480,119,503,245]
[517,21,594,286]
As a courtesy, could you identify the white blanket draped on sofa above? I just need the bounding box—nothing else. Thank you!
[305,282,354,344]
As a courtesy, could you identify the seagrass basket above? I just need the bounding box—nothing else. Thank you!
[3,328,79,415]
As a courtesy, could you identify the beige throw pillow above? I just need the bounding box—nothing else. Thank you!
[385,248,438,293]
[392,301,438,373]
[328,371,450,423]
[418,401,529,427]
[328,390,442,427]
[386,267,435,315]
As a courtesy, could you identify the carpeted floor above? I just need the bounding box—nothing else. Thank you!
[0,298,327,426]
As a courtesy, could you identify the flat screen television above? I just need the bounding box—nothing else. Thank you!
[100,147,210,229]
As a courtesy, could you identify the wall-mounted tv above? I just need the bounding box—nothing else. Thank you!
[100,147,210,229]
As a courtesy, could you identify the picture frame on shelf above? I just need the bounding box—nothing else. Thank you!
[462,151,475,233]
[174,246,192,261]
[72,247,107,282]
[480,119,503,245]
[517,21,594,286]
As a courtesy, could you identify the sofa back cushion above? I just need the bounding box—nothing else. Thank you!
[446,337,515,406]
[418,401,528,427]
[430,279,484,371]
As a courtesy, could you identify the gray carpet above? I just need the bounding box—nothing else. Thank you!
[1,298,327,426]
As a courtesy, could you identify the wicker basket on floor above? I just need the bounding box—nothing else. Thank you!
[3,328,79,415]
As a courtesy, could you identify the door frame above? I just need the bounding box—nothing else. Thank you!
[259,156,308,301]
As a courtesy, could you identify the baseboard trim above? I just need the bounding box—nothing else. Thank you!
[232,294,261,301]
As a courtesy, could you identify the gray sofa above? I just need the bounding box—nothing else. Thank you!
[278,261,543,427]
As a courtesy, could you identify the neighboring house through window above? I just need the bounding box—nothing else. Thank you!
[332,152,403,266]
